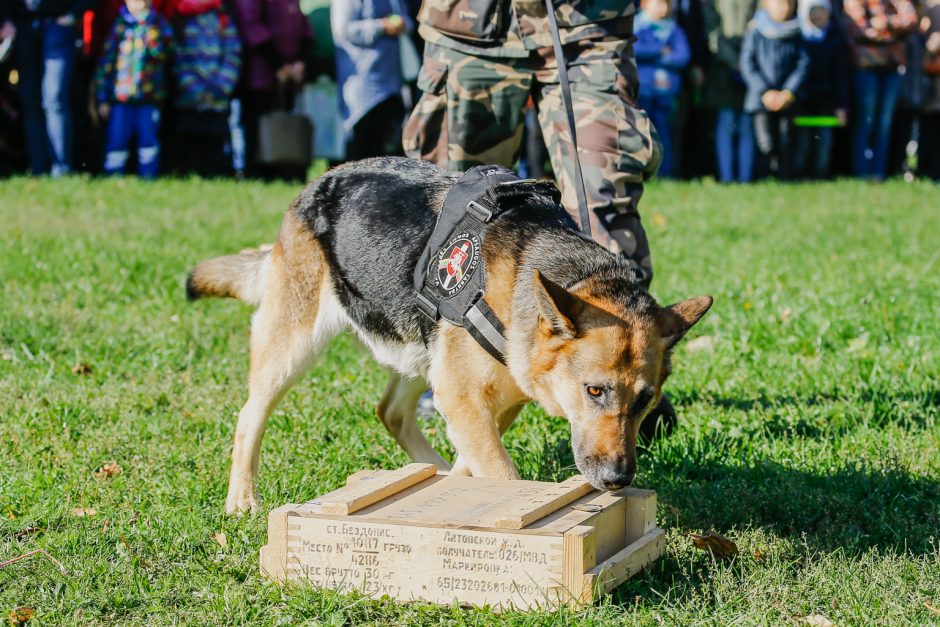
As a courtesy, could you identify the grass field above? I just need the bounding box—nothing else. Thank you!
[1,175,938,625]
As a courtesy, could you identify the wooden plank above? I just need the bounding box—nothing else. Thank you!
[259,504,296,582]
[588,497,627,563]
[493,476,595,529]
[283,515,565,610]
[561,525,596,606]
[584,528,666,598]
[345,469,380,484]
[623,489,657,544]
[309,463,437,515]
[343,475,561,531]
[530,487,648,535]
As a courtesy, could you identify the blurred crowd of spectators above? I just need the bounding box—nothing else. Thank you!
[0,0,938,182]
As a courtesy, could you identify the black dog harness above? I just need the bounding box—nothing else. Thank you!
[413,165,561,364]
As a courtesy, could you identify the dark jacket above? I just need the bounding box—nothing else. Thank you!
[703,0,759,109]
[801,25,850,114]
[675,0,708,65]
[6,0,91,21]
[231,0,313,92]
[740,11,810,112]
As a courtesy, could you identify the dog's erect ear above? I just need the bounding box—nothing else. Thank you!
[658,296,713,348]
[534,270,580,338]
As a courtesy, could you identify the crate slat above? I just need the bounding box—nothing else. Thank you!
[308,463,437,515]
[494,476,595,529]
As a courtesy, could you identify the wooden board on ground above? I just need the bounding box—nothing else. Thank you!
[260,463,665,611]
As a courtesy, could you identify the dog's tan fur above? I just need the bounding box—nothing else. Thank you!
[191,200,711,514]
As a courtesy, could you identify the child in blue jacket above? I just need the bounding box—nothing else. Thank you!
[635,0,691,178]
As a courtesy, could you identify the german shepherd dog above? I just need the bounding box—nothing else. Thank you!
[187,158,712,514]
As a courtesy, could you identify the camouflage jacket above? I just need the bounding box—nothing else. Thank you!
[418,0,636,56]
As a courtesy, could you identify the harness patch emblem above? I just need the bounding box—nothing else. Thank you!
[434,232,481,297]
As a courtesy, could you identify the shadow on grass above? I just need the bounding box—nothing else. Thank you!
[649,457,940,555]
[673,387,940,434]
[526,432,939,555]
[598,454,940,611]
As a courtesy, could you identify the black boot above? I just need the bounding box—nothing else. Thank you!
[639,394,677,443]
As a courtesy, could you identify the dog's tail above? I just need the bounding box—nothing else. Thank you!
[186,245,273,306]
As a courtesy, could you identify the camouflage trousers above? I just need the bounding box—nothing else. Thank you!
[403,37,663,286]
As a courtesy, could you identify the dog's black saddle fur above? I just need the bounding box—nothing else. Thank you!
[296,158,625,365]
[411,165,561,363]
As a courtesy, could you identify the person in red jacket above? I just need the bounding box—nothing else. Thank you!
[230,0,312,179]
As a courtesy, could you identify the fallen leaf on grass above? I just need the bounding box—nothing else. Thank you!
[4,511,14,521]
[71,362,93,375]
[94,462,122,479]
[211,531,228,550]
[925,601,940,615]
[752,548,766,563]
[7,607,34,624]
[689,530,738,560]
[801,614,835,627]
[652,213,667,228]
[72,508,97,517]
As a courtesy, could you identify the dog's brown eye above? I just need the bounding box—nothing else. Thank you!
[586,385,604,398]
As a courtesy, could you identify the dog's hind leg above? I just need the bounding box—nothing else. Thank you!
[377,372,451,470]
[225,216,345,514]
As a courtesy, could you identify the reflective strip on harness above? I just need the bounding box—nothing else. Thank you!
[465,299,507,364]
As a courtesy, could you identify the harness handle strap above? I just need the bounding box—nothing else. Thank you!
[544,0,592,238]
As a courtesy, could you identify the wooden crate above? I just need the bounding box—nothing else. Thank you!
[260,463,665,611]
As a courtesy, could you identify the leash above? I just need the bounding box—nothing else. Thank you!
[544,0,592,238]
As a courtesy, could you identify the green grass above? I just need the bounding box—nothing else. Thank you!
[1,175,938,625]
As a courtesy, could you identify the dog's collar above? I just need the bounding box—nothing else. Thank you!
[413,165,561,364]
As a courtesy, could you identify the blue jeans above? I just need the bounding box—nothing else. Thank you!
[640,95,677,178]
[13,19,77,176]
[103,103,161,178]
[852,69,901,179]
[715,107,754,183]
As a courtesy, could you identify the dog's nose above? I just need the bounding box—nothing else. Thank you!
[600,466,635,491]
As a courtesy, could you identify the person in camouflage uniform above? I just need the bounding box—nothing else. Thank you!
[403,0,663,287]
[405,0,677,438]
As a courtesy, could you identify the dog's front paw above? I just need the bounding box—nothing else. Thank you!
[225,481,260,515]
